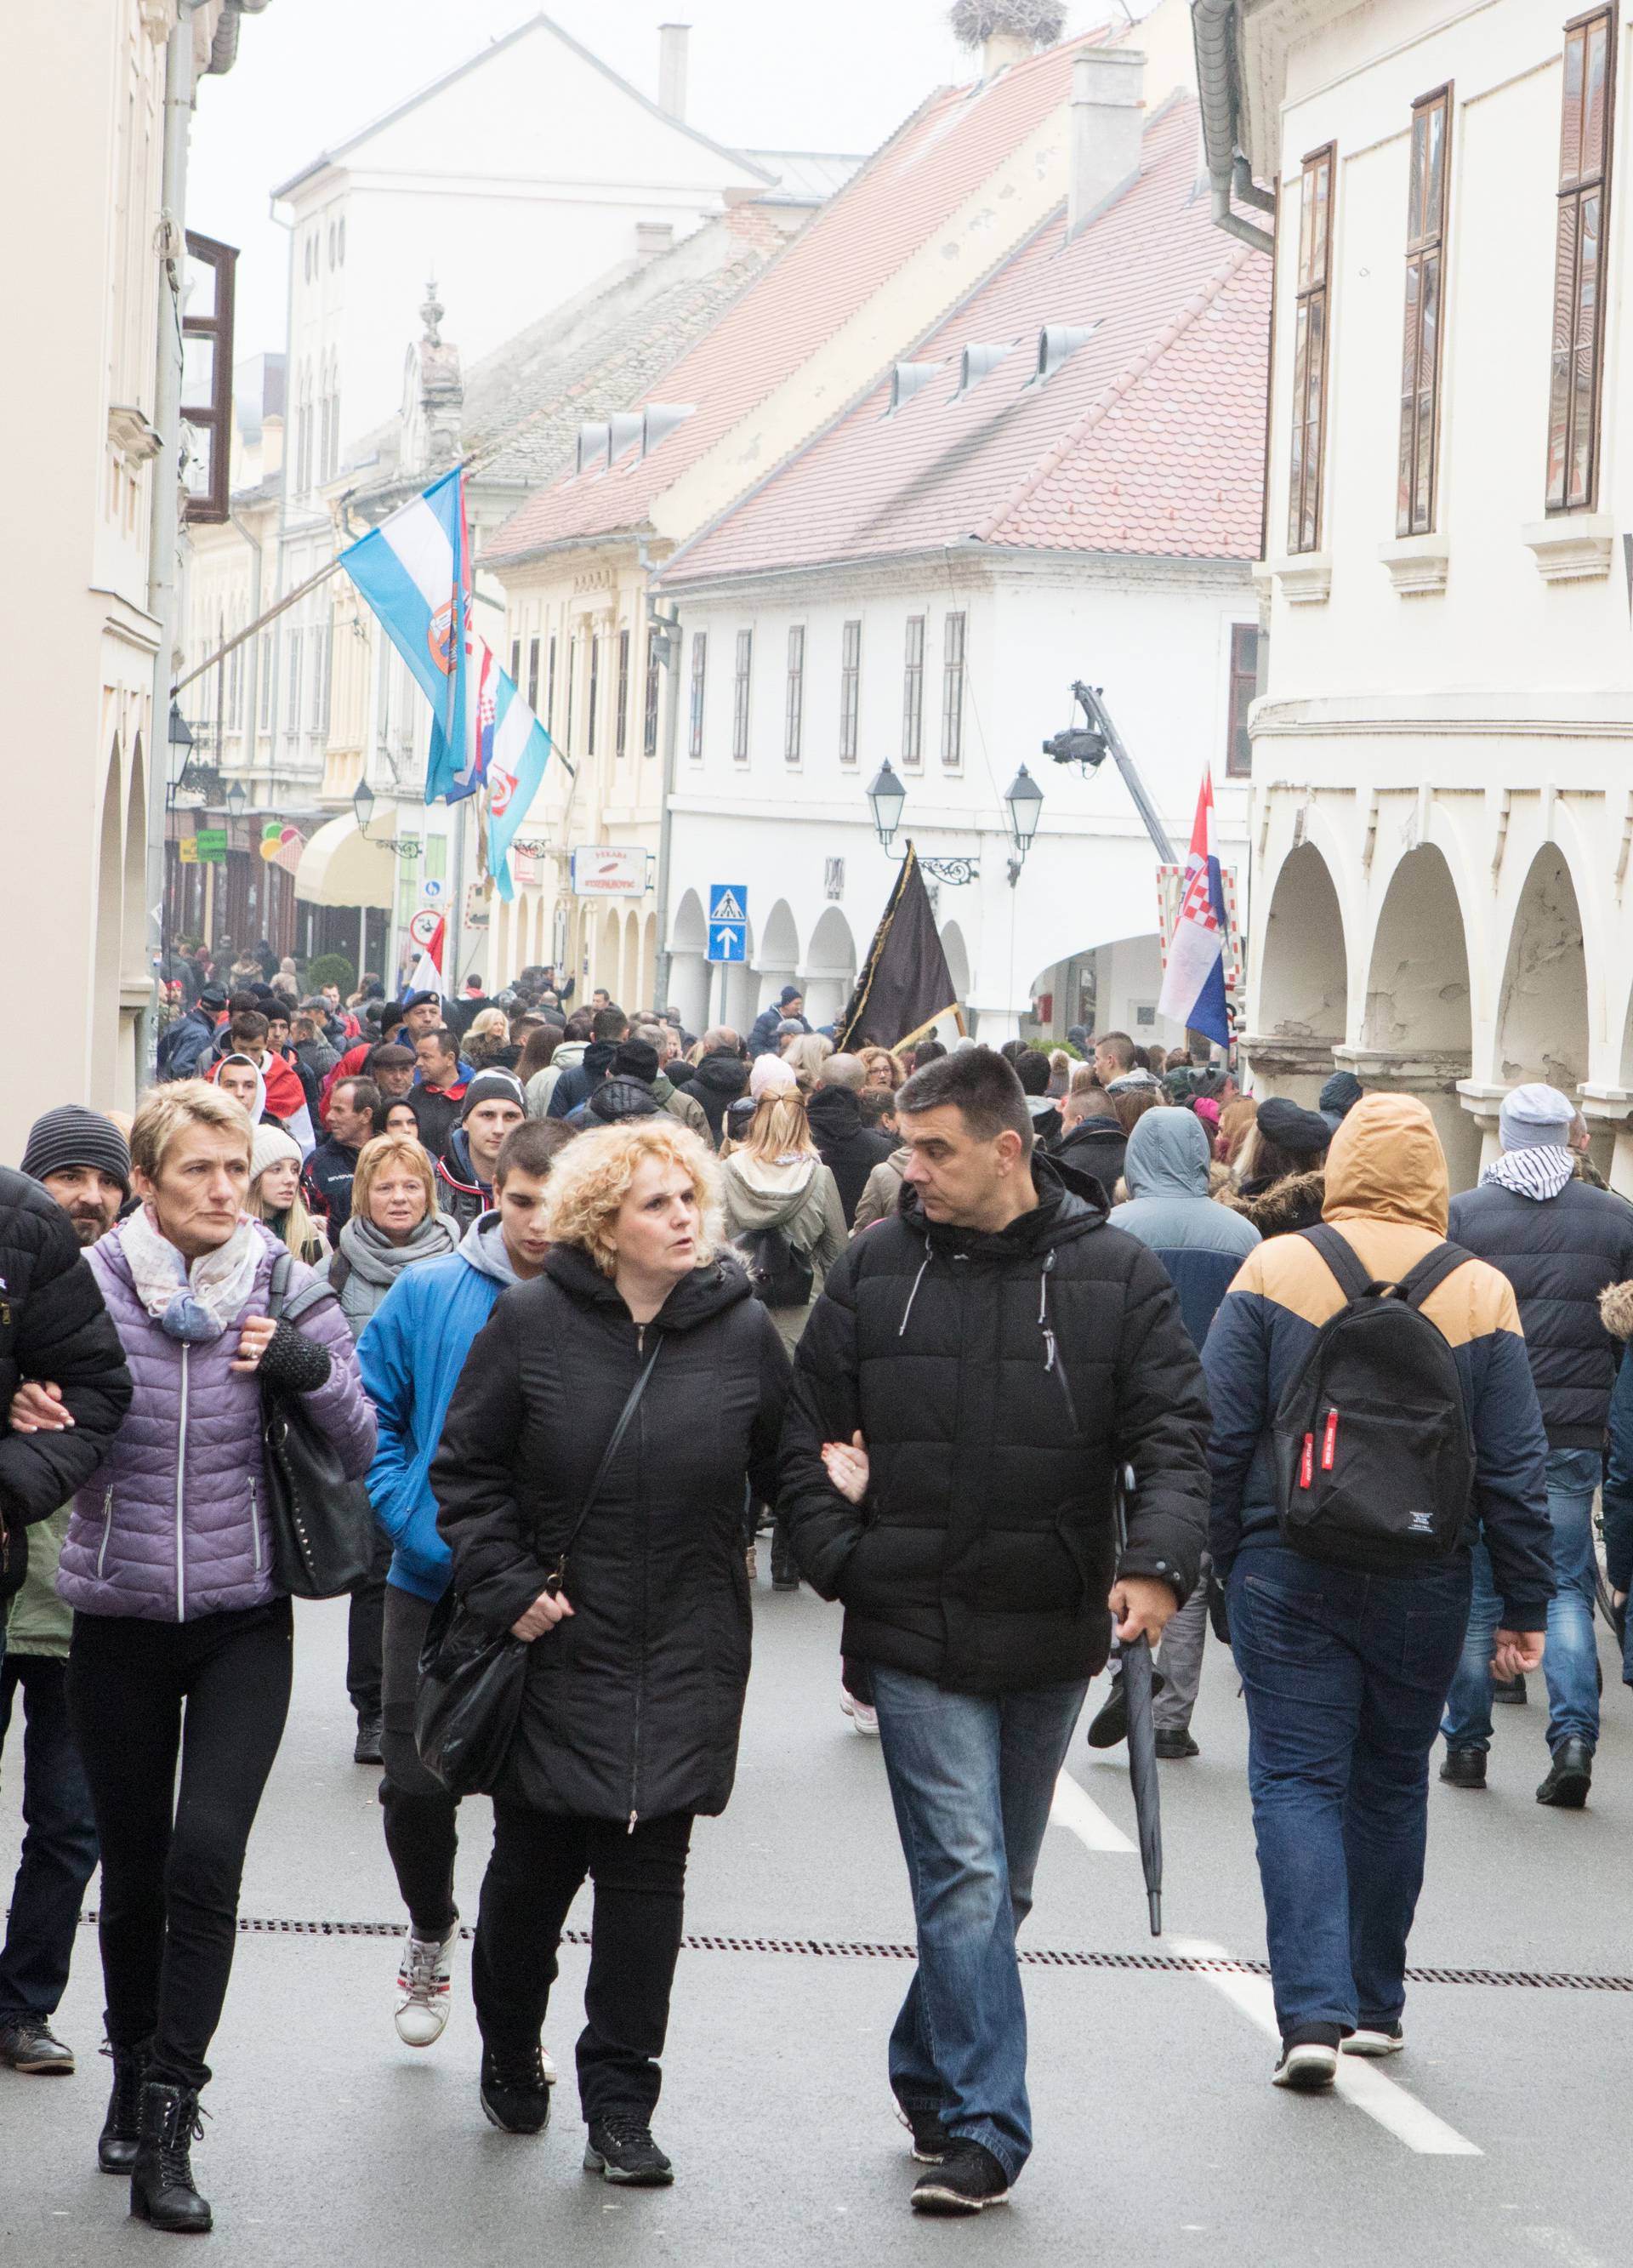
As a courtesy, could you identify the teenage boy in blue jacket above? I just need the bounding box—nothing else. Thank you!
[358,1118,570,2054]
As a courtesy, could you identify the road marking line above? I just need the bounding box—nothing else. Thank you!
[1049,1769,1135,1854]
[1170,1938,1482,2157]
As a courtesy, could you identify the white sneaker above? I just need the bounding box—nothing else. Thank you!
[395,1920,459,2047]
[839,1686,879,1736]
[1343,2026,1405,2057]
[1272,2042,1338,2092]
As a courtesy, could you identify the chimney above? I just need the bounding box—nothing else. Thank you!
[982,30,1034,79]
[658,22,689,121]
[636,220,675,262]
[1067,48,1146,239]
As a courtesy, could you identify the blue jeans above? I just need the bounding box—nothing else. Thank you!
[1228,1548,1471,2040]
[1441,1446,1601,1755]
[0,1650,100,2028]
[870,1667,1088,2185]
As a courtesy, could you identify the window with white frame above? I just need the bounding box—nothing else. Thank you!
[689,631,708,760]
[941,612,965,769]
[732,629,752,762]
[902,614,925,767]
[839,619,860,765]
[785,625,805,763]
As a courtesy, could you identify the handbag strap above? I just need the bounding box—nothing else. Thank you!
[545,1335,663,1587]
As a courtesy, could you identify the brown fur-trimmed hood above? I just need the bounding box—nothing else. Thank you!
[1600,1279,1633,1341]
[1224,1170,1327,1239]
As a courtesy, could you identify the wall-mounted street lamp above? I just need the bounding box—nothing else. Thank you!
[1003,763,1044,886]
[353,774,422,858]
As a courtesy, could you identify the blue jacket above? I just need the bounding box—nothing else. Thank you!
[357,1213,521,1601]
[1107,1109,1259,1352]
[1202,1094,1555,1628]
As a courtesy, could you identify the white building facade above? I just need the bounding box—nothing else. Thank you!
[1215,0,1633,1188]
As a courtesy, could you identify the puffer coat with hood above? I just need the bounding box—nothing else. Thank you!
[777,1154,1212,1694]
[719,1149,845,1347]
[684,1051,750,1143]
[1226,1169,1327,1239]
[431,1246,791,1822]
[1107,1108,1260,1351]
[1050,1111,1124,1205]
[1202,1093,1556,1628]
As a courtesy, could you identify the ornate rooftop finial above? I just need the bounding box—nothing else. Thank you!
[420,278,443,346]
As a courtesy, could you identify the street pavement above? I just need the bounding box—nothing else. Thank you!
[3,1565,1631,2268]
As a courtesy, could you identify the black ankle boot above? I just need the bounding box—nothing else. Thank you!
[98,2040,151,2174]
[129,2080,212,2233]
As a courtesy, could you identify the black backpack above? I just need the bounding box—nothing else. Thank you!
[738,1223,815,1310]
[1272,1224,1477,1574]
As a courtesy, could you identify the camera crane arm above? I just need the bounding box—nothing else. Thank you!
[1042,681,1178,866]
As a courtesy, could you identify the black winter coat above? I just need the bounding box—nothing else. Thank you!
[0,1170,134,1597]
[1050,1114,1124,1203]
[686,1051,750,1143]
[777,1157,1212,1693]
[431,1247,791,1822]
[806,1086,895,1227]
[1448,1177,1633,1445]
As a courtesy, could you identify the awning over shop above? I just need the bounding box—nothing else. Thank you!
[293,814,395,909]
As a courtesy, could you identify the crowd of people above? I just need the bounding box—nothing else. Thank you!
[1,954,1630,2227]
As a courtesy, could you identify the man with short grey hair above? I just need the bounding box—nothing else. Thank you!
[807,1054,893,1226]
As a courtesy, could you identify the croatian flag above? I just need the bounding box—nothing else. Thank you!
[1157,770,1231,1046]
[341,467,479,803]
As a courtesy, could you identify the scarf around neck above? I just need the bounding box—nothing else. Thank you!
[1482,1148,1575,1203]
[121,1205,263,1342]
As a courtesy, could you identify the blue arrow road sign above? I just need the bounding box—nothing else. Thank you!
[707,883,748,965]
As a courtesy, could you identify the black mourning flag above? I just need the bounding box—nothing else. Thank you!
[836,845,964,1053]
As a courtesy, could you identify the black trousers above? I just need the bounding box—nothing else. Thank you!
[379,1585,459,1938]
[66,1601,293,2093]
[346,1526,393,1715]
[472,1805,693,2122]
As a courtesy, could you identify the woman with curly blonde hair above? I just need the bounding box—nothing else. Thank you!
[858,1045,907,1091]
[430,1119,790,2180]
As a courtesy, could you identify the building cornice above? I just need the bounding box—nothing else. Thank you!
[660,547,1252,607]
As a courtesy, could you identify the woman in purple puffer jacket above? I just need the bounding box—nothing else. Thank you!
[22,1081,373,2235]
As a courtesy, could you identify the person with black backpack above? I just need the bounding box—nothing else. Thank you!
[1203,1091,1554,2094]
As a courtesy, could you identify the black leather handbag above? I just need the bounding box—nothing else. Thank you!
[259,1253,377,1600]
[415,1337,663,1795]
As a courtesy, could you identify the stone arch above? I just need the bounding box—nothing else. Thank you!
[669,889,709,1034]
[1494,843,1588,1092]
[941,918,970,1006]
[622,906,640,1008]
[642,912,657,1011]
[90,739,125,1109]
[805,904,857,1029]
[1252,842,1348,1103]
[1359,843,1477,1185]
[672,888,705,956]
[758,898,799,981]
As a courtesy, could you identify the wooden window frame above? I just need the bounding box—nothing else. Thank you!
[1226,623,1259,779]
[941,611,966,769]
[839,619,861,765]
[902,614,925,767]
[1547,8,1616,512]
[587,634,601,757]
[1397,88,1451,537]
[732,629,753,764]
[689,631,708,761]
[183,231,236,525]
[785,625,805,764]
[1287,145,1335,555]
[643,638,661,759]
[616,628,631,757]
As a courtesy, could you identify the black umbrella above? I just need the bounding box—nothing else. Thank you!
[1113,1463,1164,1938]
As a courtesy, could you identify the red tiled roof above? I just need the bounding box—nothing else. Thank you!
[483,36,1101,565]
[665,96,1269,581]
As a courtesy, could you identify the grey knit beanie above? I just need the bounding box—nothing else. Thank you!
[21,1106,131,1195]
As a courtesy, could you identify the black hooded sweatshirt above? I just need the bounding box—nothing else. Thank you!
[686,1051,750,1143]
[431,1246,791,1821]
[805,1085,895,1227]
[777,1154,1211,1694]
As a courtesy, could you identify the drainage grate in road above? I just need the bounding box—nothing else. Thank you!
[71,1913,1633,1990]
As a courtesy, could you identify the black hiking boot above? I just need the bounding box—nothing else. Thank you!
[129,2081,212,2233]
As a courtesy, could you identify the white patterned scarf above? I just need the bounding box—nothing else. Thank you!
[1482,1148,1575,1203]
[120,1205,263,1342]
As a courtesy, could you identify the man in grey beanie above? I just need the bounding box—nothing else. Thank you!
[1,1107,132,2074]
[1442,1082,1633,1807]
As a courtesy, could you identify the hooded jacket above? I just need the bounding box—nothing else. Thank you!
[1448,1162,1633,1446]
[1226,1169,1327,1239]
[358,1213,522,1602]
[1202,1094,1555,1628]
[302,1133,361,1230]
[435,1125,495,1234]
[575,1076,666,1127]
[777,1154,1212,1694]
[158,1003,218,1081]
[1050,1113,1124,1204]
[652,1070,711,1145]
[315,1210,460,1340]
[719,1153,846,1298]
[58,1218,374,1621]
[208,1048,314,1153]
[852,1145,910,1234]
[805,1085,896,1227]
[1108,1108,1260,1351]
[686,1051,750,1143]
[526,1040,584,1119]
[547,1040,617,1120]
[431,1245,791,1822]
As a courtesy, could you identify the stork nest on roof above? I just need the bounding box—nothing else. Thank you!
[948,0,1069,48]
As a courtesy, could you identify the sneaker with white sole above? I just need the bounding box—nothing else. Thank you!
[1272,2039,1339,2092]
[394,1919,459,2047]
[839,1686,879,1736]
[1344,2025,1404,2057]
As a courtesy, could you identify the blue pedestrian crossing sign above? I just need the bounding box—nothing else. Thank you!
[708,883,748,964]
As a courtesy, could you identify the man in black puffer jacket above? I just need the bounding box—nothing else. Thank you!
[680,1030,749,1147]
[778,1049,1209,2216]
[1442,1083,1633,1809]
[0,1167,134,1609]
[806,1055,893,1226]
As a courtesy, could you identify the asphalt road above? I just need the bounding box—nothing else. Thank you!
[3,1564,1630,2268]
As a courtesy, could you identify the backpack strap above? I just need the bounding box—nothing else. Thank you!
[266,1249,293,1318]
[1301,1222,1374,1302]
[1395,1239,1472,1312]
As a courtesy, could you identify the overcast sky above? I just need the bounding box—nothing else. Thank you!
[189,0,1121,359]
